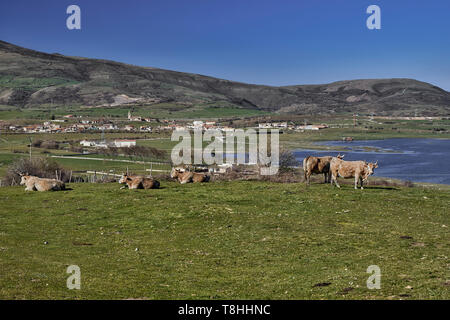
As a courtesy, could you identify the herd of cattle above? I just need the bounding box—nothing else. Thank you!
[17,154,378,192]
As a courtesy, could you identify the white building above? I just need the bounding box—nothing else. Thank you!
[80,140,97,147]
[114,139,136,148]
[192,121,204,129]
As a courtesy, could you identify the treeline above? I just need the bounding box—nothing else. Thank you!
[97,146,167,160]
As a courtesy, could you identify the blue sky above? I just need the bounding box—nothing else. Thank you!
[1,0,449,90]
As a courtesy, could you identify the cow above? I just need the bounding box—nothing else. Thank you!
[170,167,210,184]
[330,157,378,189]
[119,174,160,189]
[303,154,344,185]
[20,174,66,191]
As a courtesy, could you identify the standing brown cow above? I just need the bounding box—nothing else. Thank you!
[330,157,378,189]
[303,154,344,185]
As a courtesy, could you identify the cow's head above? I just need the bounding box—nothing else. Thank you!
[19,173,30,185]
[170,168,181,178]
[336,153,345,159]
[119,174,130,184]
[363,161,378,180]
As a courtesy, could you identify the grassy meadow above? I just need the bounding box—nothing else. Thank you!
[0,102,269,121]
[0,181,448,300]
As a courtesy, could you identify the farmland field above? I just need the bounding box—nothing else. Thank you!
[0,181,448,299]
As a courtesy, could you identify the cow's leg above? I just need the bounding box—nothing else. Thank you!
[324,172,328,184]
[305,171,310,185]
[332,173,340,188]
[354,175,358,189]
[360,177,364,190]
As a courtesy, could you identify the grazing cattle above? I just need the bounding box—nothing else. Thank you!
[119,174,160,189]
[20,174,65,191]
[303,154,344,185]
[330,158,378,189]
[170,168,210,184]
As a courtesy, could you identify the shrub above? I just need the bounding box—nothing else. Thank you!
[40,140,60,149]
[278,148,300,173]
[31,140,43,147]
[98,146,167,160]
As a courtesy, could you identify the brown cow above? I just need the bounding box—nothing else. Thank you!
[170,168,210,184]
[119,174,160,189]
[330,157,378,189]
[303,154,344,185]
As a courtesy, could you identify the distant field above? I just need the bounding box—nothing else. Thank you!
[0,133,173,177]
[0,181,448,299]
[0,101,270,120]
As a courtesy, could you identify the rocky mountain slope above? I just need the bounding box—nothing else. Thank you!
[1,40,449,116]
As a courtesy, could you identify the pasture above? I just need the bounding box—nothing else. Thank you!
[0,181,448,299]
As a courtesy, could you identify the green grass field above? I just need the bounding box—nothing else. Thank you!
[0,101,270,120]
[0,181,448,299]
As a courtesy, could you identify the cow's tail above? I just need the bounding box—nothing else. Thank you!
[303,156,310,180]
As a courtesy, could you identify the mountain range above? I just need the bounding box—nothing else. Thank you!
[1,40,449,116]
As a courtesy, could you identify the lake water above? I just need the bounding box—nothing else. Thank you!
[294,138,450,185]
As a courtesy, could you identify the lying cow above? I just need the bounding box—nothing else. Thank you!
[303,154,344,185]
[330,157,378,189]
[119,174,160,189]
[20,174,66,191]
[170,168,210,184]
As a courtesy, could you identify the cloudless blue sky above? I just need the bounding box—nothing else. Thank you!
[1,0,449,90]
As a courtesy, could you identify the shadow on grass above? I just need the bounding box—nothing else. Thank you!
[363,186,399,190]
